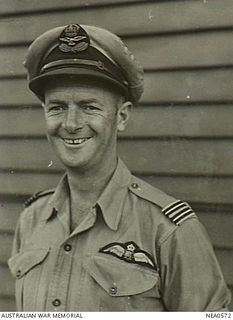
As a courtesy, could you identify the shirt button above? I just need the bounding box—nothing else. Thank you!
[64,244,72,252]
[52,299,61,307]
[131,183,139,189]
[109,284,117,295]
[16,270,21,278]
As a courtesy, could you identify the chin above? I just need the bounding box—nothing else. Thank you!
[61,157,92,171]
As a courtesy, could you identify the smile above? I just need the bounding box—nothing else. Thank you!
[62,137,91,145]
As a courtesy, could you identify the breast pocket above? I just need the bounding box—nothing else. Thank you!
[83,254,164,311]
[8,247,50,311]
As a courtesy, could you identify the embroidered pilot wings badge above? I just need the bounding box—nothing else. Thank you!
[99,241,157,271]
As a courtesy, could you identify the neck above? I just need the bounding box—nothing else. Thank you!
[66,157,118,205]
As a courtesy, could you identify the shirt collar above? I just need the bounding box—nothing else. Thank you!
[97,158,131,231]
[41,174,70,221]
[41,159,131,230]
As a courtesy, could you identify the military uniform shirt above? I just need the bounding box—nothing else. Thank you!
[9,159,231,311]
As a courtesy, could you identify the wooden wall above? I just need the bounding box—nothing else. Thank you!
[0,0,232,311]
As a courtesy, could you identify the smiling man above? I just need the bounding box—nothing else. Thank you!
[8,24,231,311]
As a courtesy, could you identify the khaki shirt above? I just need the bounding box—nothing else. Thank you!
[8,159,231,311]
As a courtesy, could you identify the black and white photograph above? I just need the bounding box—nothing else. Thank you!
[0,0,232,313]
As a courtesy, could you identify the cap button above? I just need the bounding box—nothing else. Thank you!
[97,61,104,70]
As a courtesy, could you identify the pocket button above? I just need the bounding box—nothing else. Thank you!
[109,283,117,295]
[131,183,139,189]
[64,244,72,252]
[16,270,21,278]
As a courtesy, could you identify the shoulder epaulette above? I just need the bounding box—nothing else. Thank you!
[162,200,196,226]
[24,189,54,207]
[129,176,176,208]
[129,177,196,226]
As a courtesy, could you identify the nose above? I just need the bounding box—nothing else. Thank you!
[62,105,84,133]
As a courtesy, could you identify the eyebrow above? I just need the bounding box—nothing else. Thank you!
[46,98,100,104]
[46,99,65,104]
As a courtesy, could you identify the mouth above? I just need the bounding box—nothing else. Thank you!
[61,137,91,146]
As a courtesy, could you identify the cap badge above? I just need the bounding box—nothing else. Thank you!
[59,24,90,53]
[99,241,157,270]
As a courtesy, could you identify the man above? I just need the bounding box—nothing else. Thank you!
[8,24,231,311]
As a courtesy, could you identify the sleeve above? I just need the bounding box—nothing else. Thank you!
[158,217,231,311]
[10,207,31,257]
[10,217,22,257]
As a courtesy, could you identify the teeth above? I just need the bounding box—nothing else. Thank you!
[63,138,90,145]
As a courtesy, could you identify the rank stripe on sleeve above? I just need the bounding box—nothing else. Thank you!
[175,211,196,225]
[162,200,196,225]
[164,201,188,217]
[169,206,192,219]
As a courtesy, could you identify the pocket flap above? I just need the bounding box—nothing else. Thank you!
[8,248,50,279]
[83,254,159,297]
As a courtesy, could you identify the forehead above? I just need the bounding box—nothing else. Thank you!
[44,77,122,103]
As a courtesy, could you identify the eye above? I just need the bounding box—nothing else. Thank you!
[84,105,100,111]
[47,105,65,113]
[84,105,99,110]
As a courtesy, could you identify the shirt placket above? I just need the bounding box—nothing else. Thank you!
[45,205,97,311]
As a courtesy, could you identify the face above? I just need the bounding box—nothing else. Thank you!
[43,80,131,173]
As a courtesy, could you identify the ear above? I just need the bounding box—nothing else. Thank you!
[117,101,133,132]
